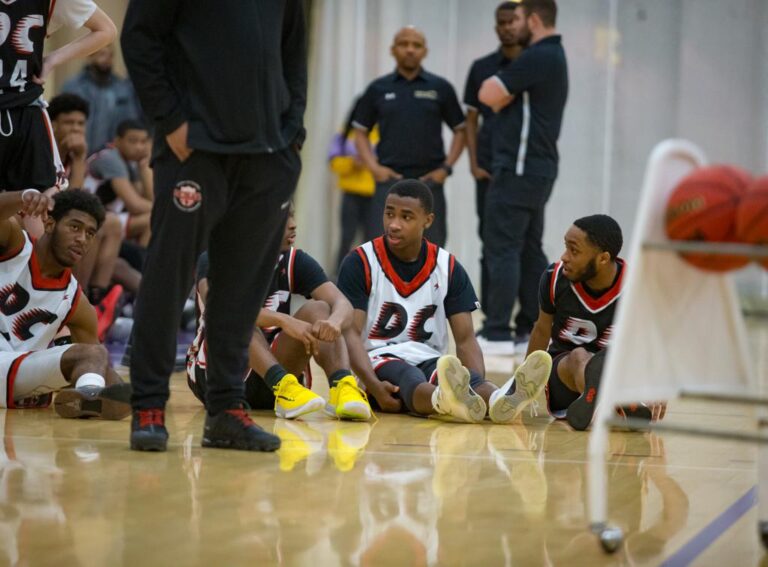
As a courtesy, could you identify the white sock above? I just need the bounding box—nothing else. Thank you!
[75,373,105,389]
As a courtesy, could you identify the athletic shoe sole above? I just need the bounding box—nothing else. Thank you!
[325,401,372,421]
[435,355,486,423]
[130,431,168,452]
[54,383,132,420]
[566,350,605,431]
[202,433,281,452]
[275,396,325,420]
[489,350,552,424]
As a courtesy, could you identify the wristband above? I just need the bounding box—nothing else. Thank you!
[21,189,40,200]
[440,163,453,176]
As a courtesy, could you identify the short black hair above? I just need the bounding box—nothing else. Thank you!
[116,119,148,138]
[48,93,89,121]
[51,189,106,229]
[520,0,557,27]
[573,214,623,260]
[496,1,519,16]
[387,179,433,214]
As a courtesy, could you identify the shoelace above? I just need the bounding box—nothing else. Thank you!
[138,409,165,428]
[225,408,254,428]
[339,380,378,422]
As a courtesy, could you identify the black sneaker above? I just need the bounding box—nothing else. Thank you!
[566,350,605,431]
[130,408,169,452]
[616,403,652,428]
[54,383,132,420]
[202,408,281,452]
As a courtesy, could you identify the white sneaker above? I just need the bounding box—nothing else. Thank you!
[431,355,487,423]
[476,335,516,356]
[489,350,552,424]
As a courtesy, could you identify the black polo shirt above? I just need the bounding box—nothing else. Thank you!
[352,69,465,179]
[491,35,568,179]
[463,49,516,170]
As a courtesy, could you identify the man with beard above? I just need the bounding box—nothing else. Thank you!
[62,44,143,152]
[0,189,130,418]
[477,0,569,355]
[463,1,522,314]
[352,27,466,247]
[522,215,664,430]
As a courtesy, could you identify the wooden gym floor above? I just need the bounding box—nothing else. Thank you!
[0,319,765,566]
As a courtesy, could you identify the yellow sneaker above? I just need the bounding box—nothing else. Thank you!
[325,376,372,421]
[273,374,325,419]
[327,422,372,472]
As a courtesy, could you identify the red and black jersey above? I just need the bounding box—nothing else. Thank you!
[538,259,625,355]
[0,0,51,108]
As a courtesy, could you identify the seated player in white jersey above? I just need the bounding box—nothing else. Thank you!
[337,179,550,423]
[187,208,372,421]
[0,189,130,418]
[524,214,666,430]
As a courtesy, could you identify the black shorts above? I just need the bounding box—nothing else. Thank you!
[373,356,484,414]
[545,351,580,418]
[0,106,57,190]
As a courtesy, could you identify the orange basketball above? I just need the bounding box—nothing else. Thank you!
[665,165,752,272]
[735,175,768,269]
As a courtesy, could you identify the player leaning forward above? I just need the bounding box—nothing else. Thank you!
[0,189,130,417]
[338,179,551,423]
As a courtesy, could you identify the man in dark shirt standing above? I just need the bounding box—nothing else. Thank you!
[352,27,466,247]
[463,1,522,310]
[121,0,307,452]
[478,0,568,355]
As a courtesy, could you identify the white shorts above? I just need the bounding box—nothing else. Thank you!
[0,346,73,408]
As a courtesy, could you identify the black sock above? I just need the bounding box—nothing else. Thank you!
[264,364,289,390]
[329,369,351,387]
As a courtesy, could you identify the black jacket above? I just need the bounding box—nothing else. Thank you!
[121,0,307,155]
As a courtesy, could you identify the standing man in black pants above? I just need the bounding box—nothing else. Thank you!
[478,0,568,355]
[353,27,466,248]
[121,0,307,452]
[463,1,522,311]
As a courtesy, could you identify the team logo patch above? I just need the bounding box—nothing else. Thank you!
[173,181,202,212]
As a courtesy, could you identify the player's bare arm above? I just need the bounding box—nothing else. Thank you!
[256,309,319,357]
[308,282,353,342]
[449,311,485,378]
[344,309,402,412]
[34,9,117,85]
[110,177,153,215]
[526,309,553,357]
[0,191,52,253]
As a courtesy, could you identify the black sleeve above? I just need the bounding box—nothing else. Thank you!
[463,61,481,109]
[539,264,556,314]
[291,250,329,298]
[281,0,308,147]
[496,49,547,95]
[444,258,479,317]
[196,252,209,282]
[337,252,369,311]
[441,81,466,129]
[351,83,378,131]
[121,0,186,137]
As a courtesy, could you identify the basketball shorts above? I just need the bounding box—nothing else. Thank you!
[0,105,64,191]
[0,345,73,408]
[372,355,484,414]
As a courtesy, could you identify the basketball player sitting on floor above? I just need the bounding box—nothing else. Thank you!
[0,189,130,418]
[337,179,552,423]
[187,208,373,421]
[523,214,666,430]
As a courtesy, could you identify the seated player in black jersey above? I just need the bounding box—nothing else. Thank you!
[0,189,130,418]
[187,208,372,421]
[337,179,551,423]
[521,214,665,430]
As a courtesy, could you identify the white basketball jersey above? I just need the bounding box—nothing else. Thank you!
[0,234,81,354]
[358,238,452,366]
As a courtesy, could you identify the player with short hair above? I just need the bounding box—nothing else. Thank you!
[0,188,130,417]
[338,179,548,422]
[188,209,372,421]
[520,214,663,430]
[0,0,116,193]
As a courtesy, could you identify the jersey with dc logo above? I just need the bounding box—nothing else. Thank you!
[0,0,50,108]
[539,259,625,355]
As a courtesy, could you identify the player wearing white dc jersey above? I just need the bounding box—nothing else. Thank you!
[0,189,130,418]
[339,180,506,423]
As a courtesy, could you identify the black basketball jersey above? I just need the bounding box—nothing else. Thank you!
[539,259,626,355]
[0,0,52,108]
